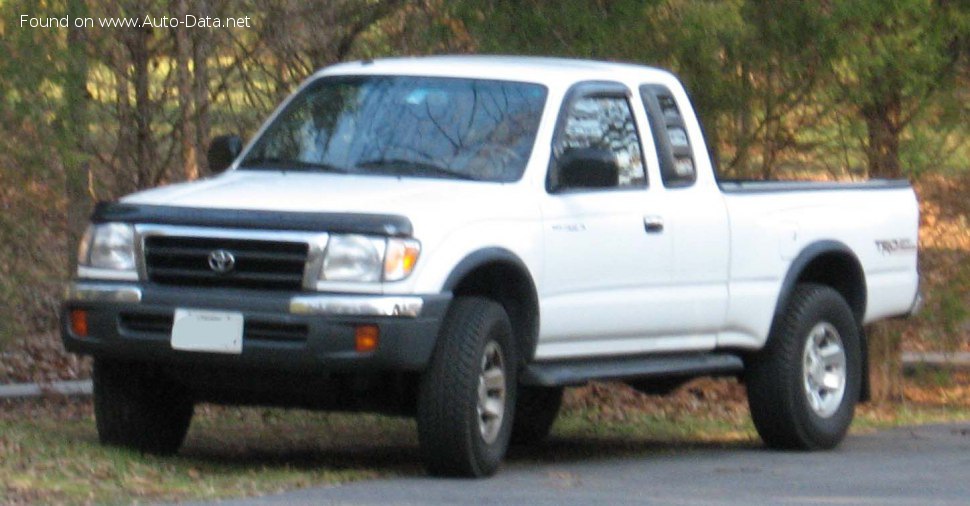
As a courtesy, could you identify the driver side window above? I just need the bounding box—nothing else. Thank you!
[554,96,646,189]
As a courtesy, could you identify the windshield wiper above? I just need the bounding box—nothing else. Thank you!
[240,156,351,174]
[355,158,480,181]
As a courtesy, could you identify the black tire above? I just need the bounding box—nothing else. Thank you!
[510,385,563,446]
[417,297,517,477]
[745,283,861,450]
[93,359,194,456]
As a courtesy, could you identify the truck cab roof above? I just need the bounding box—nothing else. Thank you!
[318,55,680,89]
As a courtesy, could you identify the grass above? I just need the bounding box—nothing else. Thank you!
[0,401,415,505]
[853,403,970,432]
[2,384,968,505]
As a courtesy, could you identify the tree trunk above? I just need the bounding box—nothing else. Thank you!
[129,25,154,189]
[175,0,198,180]
[64,0,91,273]
[861,92,903,179]
[867,322,904,403]
[760,68,777,180]
[114,49,133,194]
[731,61,752,178]
[858,77,906,401]
[192,22,211,174]
[193,0,211,175]
[862,114,906,405]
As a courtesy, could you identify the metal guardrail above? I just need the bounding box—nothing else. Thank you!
[0,380,92,398]
[901,352,970,373]
[0,353,965,399]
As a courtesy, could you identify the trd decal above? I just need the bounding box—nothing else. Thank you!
[875,238,917,255]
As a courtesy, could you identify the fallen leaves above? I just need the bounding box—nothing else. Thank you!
[0,332,91,384]
[563,378,751,426]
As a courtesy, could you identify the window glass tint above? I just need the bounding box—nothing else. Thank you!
[241,76,547,182]
[556,96,646,188]
[668,127,689,148]
[640,85,696,187]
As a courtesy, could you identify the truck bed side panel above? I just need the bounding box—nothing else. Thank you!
[718,186,919,350]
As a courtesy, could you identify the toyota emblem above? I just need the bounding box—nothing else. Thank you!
[208,249,236,274]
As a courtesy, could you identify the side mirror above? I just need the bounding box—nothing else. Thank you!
[207,134,243,174]
[554,147,619,191]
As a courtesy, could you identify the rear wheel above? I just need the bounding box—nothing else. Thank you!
[745,283,861,450]
[417,297,517,477]
[93,359,194,455]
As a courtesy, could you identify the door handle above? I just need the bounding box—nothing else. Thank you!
[643,216,664,233]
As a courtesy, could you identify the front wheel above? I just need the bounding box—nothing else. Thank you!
[745,283,861,450]
[417,297,517,477]
[93,359,194,455]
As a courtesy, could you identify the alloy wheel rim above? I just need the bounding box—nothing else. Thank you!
[477,340,506,444]
[801,322,847,418]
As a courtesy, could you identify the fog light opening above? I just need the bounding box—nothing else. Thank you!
[70,309,89,337]
[355,325,379,353]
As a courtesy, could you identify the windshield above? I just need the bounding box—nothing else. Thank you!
[240,75,548,182]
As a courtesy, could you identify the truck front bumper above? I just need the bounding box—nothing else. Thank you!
[61,281,450,373]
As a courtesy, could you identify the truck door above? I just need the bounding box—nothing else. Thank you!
[637,84,731,336]
[537,82,688,360]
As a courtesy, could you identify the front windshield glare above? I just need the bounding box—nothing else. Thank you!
[240,76,548,182]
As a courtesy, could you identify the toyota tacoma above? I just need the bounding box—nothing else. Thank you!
[63,56,921,477]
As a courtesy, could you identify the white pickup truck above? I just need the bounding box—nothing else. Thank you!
[63,56,920,477]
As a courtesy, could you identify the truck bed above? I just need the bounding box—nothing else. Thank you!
[718,179,911,193]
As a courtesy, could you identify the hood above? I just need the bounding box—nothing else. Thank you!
[121,170,535,231]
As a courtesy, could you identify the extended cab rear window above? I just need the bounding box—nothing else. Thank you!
[240,75,548,183]
[639,84,697,188]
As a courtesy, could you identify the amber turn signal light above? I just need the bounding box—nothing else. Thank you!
[70,309,89,337]
[355,325,379,353]
[383,238,421,281]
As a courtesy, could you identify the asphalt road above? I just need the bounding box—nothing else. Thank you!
[200,423,970,506]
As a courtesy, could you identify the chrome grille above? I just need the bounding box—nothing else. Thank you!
[144,236,309,290]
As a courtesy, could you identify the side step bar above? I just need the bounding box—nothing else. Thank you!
[521,352,744,387]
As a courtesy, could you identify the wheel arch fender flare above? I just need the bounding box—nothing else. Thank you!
[442,247,541,364]
[773,240,867,325]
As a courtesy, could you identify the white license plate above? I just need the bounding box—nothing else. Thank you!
[171,309,243,354]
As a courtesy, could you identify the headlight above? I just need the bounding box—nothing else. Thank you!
[322,235,385,282]
[320,235,421,283]
[78,223,136,272]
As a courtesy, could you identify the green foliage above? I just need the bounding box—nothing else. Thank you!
[831,0,961,110]
[646,0,748,131]
[827,0,969,177]
[0,1,77,343]
[452,0,657,60]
